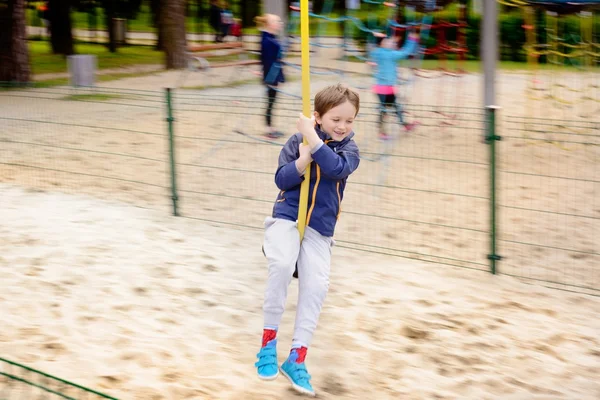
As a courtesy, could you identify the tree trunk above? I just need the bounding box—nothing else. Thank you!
[196,0,204,33]
[48,0,75,55]
[240,0,259,29]
[161,0,188,69]
[151,0,165,50]
[0,0,31,82]
[104,0,117,52]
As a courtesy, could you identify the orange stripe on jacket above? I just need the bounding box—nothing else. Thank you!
[306,165,321,226]
[336,182,341,220]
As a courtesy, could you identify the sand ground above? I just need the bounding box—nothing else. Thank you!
[1,53,599,398]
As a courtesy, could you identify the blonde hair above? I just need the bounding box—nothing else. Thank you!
[254,13,278,30]
[314,84,360,117]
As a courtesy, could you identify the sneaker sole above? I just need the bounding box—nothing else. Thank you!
[258,370,279,381]
[279,366,316,397]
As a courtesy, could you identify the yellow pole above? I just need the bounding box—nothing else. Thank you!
[297,0,311,240]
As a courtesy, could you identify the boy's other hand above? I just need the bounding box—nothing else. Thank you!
[296,113,316,136]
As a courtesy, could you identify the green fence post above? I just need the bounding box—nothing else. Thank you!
[486,106,502,274]
[166,88,179,216]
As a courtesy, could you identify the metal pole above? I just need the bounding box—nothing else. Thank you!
[166,88,179,216]
[483,0,500,273]
[482,0,497,107]
[486,106,501,274]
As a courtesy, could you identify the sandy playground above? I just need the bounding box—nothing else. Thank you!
[1,184,599,399]
[1,56,599,399]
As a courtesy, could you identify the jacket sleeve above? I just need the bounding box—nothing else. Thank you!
[391,38,418,61]
[311,142,360,180]
[274,134,304,190]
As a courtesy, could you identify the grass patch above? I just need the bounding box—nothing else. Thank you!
[33,78,71,87]
[29,41,163,75]
[95,70,161,82]
[29,40,257,78]
[0,78,70,89]
[0,70,162,90]
[61,93,123,101]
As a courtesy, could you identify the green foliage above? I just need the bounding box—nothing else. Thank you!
[350,10,599,62]
[29,41,163,74]
[61,93,123,101]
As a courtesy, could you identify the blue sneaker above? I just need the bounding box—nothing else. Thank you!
[280,355,315,397]
[255,340,279,380]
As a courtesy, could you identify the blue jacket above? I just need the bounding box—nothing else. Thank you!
[260,31,285,86]
[370,38,418,86]
[272,127,360,237]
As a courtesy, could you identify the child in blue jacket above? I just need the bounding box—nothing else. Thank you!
[370,31,420,139]
[256,13,285,139]
[255,84,361,396]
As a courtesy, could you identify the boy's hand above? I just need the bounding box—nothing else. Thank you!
[295,143,312,174]
[298,142,312,162]
[296,113,321,150]
[296,113,315,136]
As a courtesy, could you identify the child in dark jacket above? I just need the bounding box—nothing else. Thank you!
[220,1,233,40]
[256,13,285,139]
[209,0,222,42]
[255,84,361,397]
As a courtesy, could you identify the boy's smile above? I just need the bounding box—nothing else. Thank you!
[315,100,357,142]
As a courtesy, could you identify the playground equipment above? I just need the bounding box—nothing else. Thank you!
[502,0,599,134]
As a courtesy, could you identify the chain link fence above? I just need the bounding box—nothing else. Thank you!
[1,82,598,396]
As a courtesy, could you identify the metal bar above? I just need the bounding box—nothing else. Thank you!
[166,88,179,216]
[486,106,502,274]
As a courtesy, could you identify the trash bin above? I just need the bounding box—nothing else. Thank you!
[113,18,126,45]
[67,55,97,87]
[346,0,360,9]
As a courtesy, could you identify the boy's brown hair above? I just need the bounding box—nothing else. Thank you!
[314,83,360,118]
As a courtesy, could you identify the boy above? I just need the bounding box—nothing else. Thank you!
[255,84,361,397]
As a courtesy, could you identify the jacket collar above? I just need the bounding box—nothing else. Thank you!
[315,125,354,145]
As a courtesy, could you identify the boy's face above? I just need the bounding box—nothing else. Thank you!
[315,100,357,142]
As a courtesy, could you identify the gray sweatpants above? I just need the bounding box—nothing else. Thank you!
[262,217,333,347]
